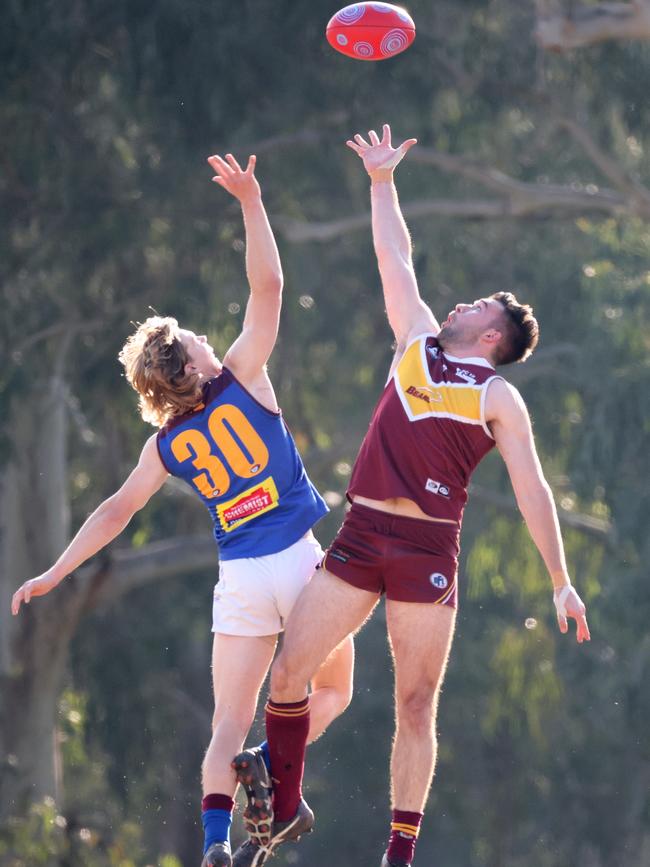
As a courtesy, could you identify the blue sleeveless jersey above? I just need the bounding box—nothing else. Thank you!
[156,368,328,560]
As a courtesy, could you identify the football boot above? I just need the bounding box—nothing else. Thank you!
[231,799,314,867]
[201,840,231,867]
[232,747,274,847]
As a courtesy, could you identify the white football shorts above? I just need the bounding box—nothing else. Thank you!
[212,531,323,636]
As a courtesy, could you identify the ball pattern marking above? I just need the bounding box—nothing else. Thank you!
[353,41,375,57]
[380,28,408,55]
[336,4,366,24]
[326,3,416,61]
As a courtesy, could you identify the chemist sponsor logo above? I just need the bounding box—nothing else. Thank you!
[217,477,279,532]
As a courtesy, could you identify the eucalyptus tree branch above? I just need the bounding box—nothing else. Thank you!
[11,314,126,357]
[410,147,532,196]
[274,133,650,243]
[556,116,650,205]
[468,483,614,542]
[535,0,650,51]
[274,201,503,242]
[247,126,333,155]
[77,534,218,612]
[273,186,634,243]
[224,112,348,156]
[411,143,650,215]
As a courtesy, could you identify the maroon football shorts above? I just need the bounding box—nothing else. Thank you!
[322,501,461,607]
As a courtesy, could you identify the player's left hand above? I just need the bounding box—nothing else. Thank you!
[207,153,261,203]
[346,123,417,179]
[553,585,590,643]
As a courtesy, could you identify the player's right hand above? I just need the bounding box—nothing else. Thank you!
[11,571,61,615]
[553,585,590,643]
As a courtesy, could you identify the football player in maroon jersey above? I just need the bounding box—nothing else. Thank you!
[233,125,590,867]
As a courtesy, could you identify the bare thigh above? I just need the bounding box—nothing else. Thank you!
[211,632,277,727]
[386,601,457,708]
[272,567,378,698]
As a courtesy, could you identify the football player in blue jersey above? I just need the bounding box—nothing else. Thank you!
[11,153,354,867]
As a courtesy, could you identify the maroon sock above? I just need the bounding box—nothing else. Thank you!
[387,810,423,865]
[201,794,234,812]
[265,697,310,822]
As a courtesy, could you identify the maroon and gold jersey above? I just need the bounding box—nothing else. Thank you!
[348,334,504,524]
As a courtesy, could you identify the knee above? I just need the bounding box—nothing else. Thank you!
[270,651,307,698]
[397,687,439,736]
[270,653,292,695]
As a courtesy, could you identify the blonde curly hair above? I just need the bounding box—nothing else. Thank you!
[119,316,204,427]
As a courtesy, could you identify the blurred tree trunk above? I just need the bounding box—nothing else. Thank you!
[0,365,217,821]
[0,372,77,817]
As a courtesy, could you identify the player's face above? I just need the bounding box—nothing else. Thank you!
[178,329,221,376]
[439,297,503,345]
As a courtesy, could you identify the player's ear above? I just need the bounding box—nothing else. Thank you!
[482,328,502,347]
[184,362,197,376]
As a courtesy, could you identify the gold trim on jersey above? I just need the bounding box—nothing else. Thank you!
[394,337,488,428]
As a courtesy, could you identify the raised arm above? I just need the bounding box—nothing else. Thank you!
[207,153,283,385]
[486,379,590,643]
[11,435,168,615]
[346,124,439,348]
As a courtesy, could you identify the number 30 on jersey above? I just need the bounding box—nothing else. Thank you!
[170,404,269,499]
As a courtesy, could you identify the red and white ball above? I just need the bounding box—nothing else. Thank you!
[326,3,415,61]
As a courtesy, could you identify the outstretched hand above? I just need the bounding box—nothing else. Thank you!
[553,585,591,643]
[207,152,260,203]
[346,123,417,179]
[12,570,61,616]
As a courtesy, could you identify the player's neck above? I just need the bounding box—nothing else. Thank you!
[440,340,492,364]
[198,361,222,380]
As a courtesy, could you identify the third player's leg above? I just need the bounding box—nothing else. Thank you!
[271,567,378,703]
[202,632,277,797]
[385,601,457,811]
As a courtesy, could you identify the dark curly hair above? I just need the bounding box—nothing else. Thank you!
[490,291,539,365]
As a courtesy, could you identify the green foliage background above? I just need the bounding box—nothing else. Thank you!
[2,1,649,865]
